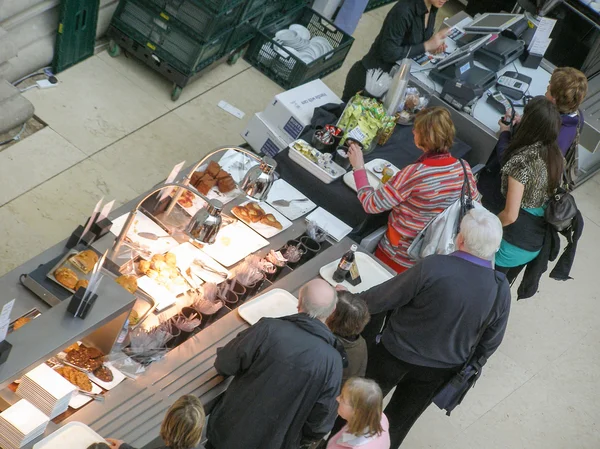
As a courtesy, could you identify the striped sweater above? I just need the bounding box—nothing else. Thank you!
[354,154,481,269]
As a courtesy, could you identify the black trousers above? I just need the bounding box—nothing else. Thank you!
[495,263,526,285]
[366,343,459,448]
[342,60,368,102]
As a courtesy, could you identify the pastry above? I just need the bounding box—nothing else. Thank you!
[196,176,217,195]
[215,169,230,180]
[246,202,265,214]
[13,317,31,330]
[69,250,99,274]
[164,252,177,268]
[93,366,114,383]
[129,309,140,326]
[178,190,194,208]
[75,279,89,290]
[260,214,283,230]
[146,269,159,279]
[217,175,236,194]
[232,206,251,222]
[66,348,102,371]
[55,267,79,290]
[138,259,151,274]
[206,161,221,178]
[245,203,266,223]
[56,366,92,392]
[82,346,104,359]
[190,171,204,187]
[64,343,80,353]
[116,275,138,294]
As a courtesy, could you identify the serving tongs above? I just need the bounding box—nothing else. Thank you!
[192,259,228,279]
[77,389,105,402]
[53,354,97,374]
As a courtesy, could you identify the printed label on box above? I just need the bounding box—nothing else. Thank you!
[348,127,367,143]
[261,139,282,157]
[283,116,304,139]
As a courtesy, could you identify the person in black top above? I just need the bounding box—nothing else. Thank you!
[342,0,450,101]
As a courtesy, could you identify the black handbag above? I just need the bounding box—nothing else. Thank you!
[545,186,578,232]
[432,273,503,416]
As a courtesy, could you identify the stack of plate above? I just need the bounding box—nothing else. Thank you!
[0,399,49,449]
[16,364,77,419]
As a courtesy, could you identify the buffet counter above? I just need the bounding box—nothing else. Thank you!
[0,149,390,449]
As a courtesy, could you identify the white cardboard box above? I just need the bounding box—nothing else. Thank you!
[241,113,289,157]
[261,79,342,144]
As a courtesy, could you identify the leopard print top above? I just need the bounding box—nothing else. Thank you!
[501,142,549,209]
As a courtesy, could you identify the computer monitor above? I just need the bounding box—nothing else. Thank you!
[436,34,493,70]
[463,13,524,34]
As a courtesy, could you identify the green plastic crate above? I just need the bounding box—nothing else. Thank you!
[147,0,245,41]
[365,0,396,12]
[202,0,247,14]
[245,6,354,89]
[240,0,271,22]
[225,10,262,53]
[111,0,229,75]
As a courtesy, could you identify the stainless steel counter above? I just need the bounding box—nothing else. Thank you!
[0,154,389,449]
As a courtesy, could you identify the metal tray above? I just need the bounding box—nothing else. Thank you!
[8,308,42,334]
[46,248,102,294]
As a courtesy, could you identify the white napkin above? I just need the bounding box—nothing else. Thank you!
[306,207,352,242]
[216,149,259,183]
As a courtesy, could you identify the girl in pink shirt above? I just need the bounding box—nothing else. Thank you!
[327,378,390,449]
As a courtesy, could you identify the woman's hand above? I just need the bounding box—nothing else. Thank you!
[106,438,124,449]
[347,142,365,170]
[424,29,449,53]
[498,117,511,134]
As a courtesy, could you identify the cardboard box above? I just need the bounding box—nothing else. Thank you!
[261,80,342,144]
[241,113,289,157]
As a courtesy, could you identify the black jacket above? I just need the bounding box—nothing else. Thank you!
[517,210,584,299]
[207,313,343,449]
[362,0,437,72]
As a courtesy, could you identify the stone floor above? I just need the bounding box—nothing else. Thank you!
[3,1,600,448]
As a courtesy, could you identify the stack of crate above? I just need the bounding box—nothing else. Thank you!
[107,0,281,100]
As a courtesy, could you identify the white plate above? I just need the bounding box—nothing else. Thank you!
[88,363,126,391]
[199,221,269,267]
[365,159,400,181]
[137,276,178,311]
[289,24,311,40]
[342,170,381,192]
[306,207,352,242]
[319,251,394,293]
[231,201,292,238]
[34,422,106,449]
[69,382,102,409]
[266,179,317,220]
[238,289,298,325]
[111,211,179,259]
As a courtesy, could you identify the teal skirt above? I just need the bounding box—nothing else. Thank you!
[495,206,545,268]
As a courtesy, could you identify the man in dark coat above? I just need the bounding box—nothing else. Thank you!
[206,279,343,449]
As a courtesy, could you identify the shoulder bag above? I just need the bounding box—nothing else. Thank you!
[432,272,504,416]
[407,159,481,261]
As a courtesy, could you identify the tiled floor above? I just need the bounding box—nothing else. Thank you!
[3,1,600,447]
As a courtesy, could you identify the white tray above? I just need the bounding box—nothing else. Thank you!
[231,200,292,238]
[199,221,269,267]
[266,179,317,220]
[33,422,106,449]
[365,158,400,181]
[88,363,126,391]
[289,139,346,184]
[342,170,380,192]
[319,251,394,293]
[238,289,298,325]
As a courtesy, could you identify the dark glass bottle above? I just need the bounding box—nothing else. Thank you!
[332,244,358,283]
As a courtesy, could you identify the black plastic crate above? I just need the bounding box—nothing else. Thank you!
[148,0,245,41]
[245,6,354,89]
[111,0,230,75]
[225,11,262,53]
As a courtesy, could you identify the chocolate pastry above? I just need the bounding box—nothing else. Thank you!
[215,169,231,180]
[93,366,114,383]
[196,175,217,195]
[190,171,204,187]
[217,175,236,194]
[206,161,222,178]
[82,346,104,359]
[66,348,102,371]
[55,267,79,290]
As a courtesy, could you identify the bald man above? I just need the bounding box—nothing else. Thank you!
[206,280,343,449]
